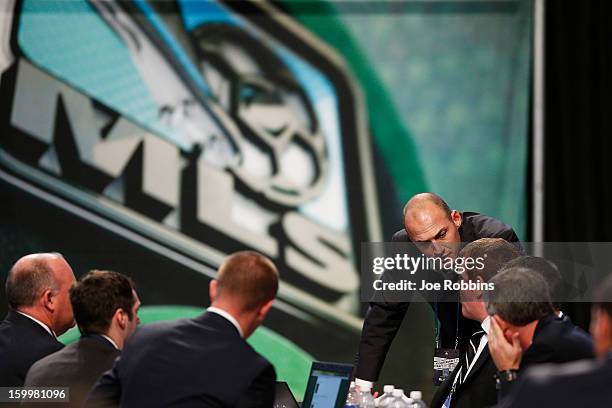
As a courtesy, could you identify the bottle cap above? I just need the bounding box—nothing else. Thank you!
[392,389,403,397]
[383,385,394,393]
[410,391,422,400]
[350,381,355,388]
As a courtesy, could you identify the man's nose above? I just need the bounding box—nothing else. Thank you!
[432,241,445,257]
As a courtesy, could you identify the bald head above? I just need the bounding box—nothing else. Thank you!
[403,193,462,258]
[403,193,451,218]
[5,253,76,335]
[215,251,279,312]
[6,253,65,309]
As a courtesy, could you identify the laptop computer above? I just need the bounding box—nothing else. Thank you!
[301,361,354,408]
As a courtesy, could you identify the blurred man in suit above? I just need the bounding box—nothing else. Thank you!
[24,270,140,407]
[356,193,520,388]
[497,273,612,407]
[88,251,279,408]
[431,238,520,408]
[0,253,75,386]
[486,267,594,399]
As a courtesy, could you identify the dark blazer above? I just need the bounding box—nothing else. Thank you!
[520,313,594,370]
[497,313,594,400]
[497,354,612,408]
[430,347,497,408]
[24,335,120,407]
[355,212,520,381]
[0,310,63,387]
[88,311,276,408]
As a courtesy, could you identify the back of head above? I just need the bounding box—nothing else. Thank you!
[486,267,554,326]
[502,256,563,306]
[216,251,279,312]
[459,238,521,282]
[5,253,62,309]
[70,270,136,334]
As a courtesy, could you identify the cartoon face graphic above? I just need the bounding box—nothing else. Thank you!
[191,23,329,208]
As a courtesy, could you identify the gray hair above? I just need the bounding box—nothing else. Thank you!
[485,267,554,326]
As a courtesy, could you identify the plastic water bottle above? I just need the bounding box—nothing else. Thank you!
[345,381,358,408]
[409,391,427,408]
[388,389,410,408]
[375,385,395,407]
[356,383,375,408]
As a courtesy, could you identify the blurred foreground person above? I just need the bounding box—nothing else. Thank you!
[486,268,593,399]
[88,251,279,408]
[24,270,140,407]
[498,273,612,407]
[0,253,75,386]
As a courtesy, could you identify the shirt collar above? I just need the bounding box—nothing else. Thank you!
[16,311,57,338]
[481,315,491,335]
[207,307,243,338]
[100,334,119,350]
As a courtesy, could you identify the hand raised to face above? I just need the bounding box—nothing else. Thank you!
[488,315,522,371]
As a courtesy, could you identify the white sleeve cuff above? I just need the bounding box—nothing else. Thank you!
[355,378,374,389]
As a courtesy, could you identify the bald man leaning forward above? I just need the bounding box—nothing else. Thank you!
[355,193,520,389]
[0,253,76,386]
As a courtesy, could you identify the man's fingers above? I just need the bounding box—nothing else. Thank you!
[511,332,521,349]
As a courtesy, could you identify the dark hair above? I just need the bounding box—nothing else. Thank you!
[502,256,563,308]
[216,251,279,311]
[5,253,62,308]
[486,267,554,326]
[459,238,521,282]
[70,270,136,334]
[594,274,612,318]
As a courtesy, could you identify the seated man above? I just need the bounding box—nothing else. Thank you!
[24,270,141,408]
[88,251,278,408]
[0,253,76,386]
[497,274,612,407]
[431,238,520,408]
[486,267,594,398]
[500,276,612,408]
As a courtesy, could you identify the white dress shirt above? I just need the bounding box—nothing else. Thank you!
[207,307,244,338]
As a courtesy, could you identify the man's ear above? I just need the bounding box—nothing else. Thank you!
[41,289,55,312]
[257,299,274,320]
[114,308,128,331]
[451,210,462,228]
[209,280,218,303]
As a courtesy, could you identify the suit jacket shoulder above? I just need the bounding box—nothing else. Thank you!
[521,314,594,369]
[25,337,119,408]
[0,311,63,386]
[90,312,275,408]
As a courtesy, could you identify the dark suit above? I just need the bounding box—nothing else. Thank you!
[430,343,497,408]
[24,335,120,407]
[497,313,594,400]
[0,310,63,387]
[497,355,612,408]
[88,311,276,408]
[356,212,520,381]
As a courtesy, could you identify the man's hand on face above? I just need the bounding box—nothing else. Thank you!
[488,315,522,371]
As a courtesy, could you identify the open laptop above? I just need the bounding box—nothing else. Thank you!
[300,361,354,408]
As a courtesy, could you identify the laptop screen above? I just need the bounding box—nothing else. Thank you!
[301,362,353,408]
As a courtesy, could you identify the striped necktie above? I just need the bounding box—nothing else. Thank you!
[459,330,485,384]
